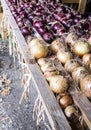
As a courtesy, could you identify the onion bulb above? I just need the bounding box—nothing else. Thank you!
[29,39,48,59]
[65,33,78,46]
[44,71,59,81]
[64,59,80,73]
[49,75,68,93]
[88,36,91,45]
[41,62,55,72]
[72,66,88,83]
[50,38,65,54]
[29,38,46,48]
[80,75,91,99]
[37,58,49,66]
[57,50,73,64]
[72,39,91,56]
[59,95,73,109]
[64,105,78,123]
[82,53,91,66]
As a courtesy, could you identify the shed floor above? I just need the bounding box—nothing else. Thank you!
[0,40,38,130]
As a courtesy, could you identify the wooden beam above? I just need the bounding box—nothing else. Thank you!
[61,0,79,4]
[78,0,87,14]
[70,87,91,129]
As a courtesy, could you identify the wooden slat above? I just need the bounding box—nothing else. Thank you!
[70,87,91,130]
[62,0,79,4]
[78,0,87,14]
[27,63,72,130]
[1,1,72,130]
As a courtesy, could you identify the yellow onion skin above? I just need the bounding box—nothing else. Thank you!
[29,38,46,48]
[88,36,91,45]
[37,58,49,66]
[82,53,91,66]
[44,71,59,81]
[64,105,76,118]
[49,75,68,94]
[59,95,73,109]
[41,62,52,73]
[30,43,48,59]
[57,50,73,64]
[65,33,78,46]
[80,75,91,99]
[64,59,80,73]
[72,40,91,56]
[50,39,65,53]
[64,105,78,123]
[72,66,88,83]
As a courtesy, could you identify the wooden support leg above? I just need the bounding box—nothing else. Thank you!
[0,13,7,40]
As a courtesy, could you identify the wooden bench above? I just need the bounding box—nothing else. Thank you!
[61,0,87,14]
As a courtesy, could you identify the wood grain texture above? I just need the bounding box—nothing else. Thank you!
[62,0,79,3]
[27,63,72,130]
[70,87,91,129]
[78,0,87,14]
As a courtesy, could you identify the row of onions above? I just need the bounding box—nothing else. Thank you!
[7,0,91,43]
[28,38,90,129]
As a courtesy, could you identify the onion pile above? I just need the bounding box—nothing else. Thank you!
[7,0,90,43]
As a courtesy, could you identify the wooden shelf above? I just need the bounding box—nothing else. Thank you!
[62,0,87,14]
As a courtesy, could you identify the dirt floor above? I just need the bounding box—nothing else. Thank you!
[0,40,39,130]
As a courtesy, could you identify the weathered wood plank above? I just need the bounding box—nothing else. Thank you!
[70,87,91,130]
[27,63,72,130]
[78,0,87,14]
[62,0,86,14]
[62,0,79,3]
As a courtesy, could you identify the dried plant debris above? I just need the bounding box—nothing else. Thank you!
[0,74,11,96]
[0,59,4,68]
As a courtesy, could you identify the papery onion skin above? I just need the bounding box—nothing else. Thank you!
[37,58,49,66]
[88,37,91,45]
[72,66,88,83]
[29,38,46,48]
[64,105,76,118]
[44,71,59,81]
[64,105,78,123]
[29,39,48,59]
[57,50,73,64]
[49,75,68,93]
[65,33,78,47]
[72,40,91,56]
[50,39,65,54]
[41,62,53,73]
[59,95,73,109]
[80,75,91,99]
[64,59,80,73]
[82,53,91,66]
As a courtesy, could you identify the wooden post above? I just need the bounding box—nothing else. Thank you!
[78,0,87,14]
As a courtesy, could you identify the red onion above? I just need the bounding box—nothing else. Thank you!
[43,32,54,43]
